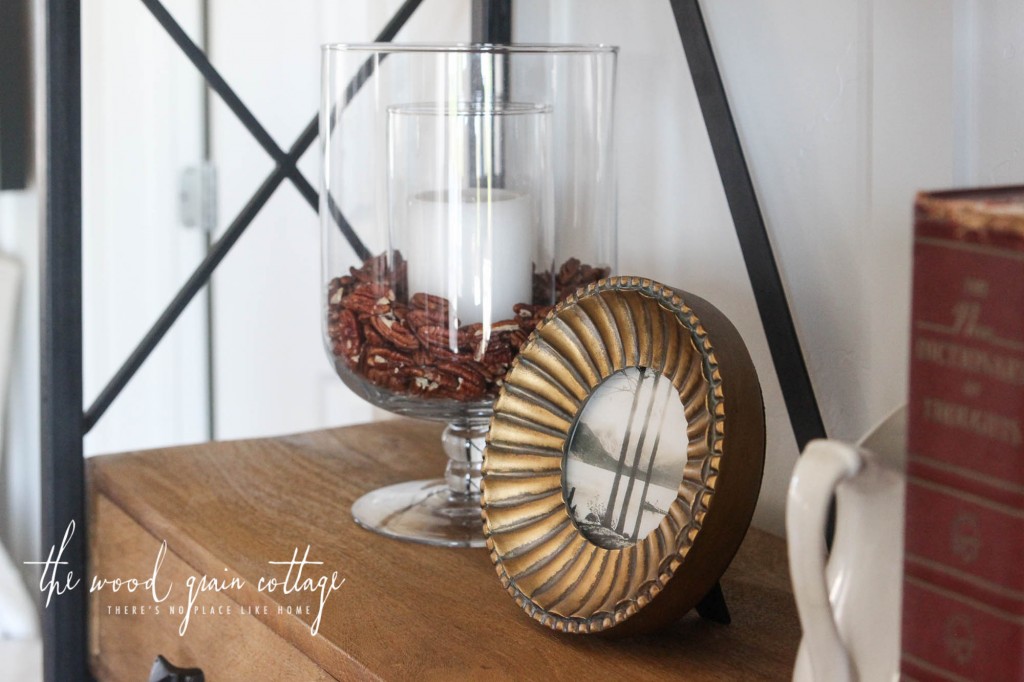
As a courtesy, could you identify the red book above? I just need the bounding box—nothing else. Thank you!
[903,186,1024,681]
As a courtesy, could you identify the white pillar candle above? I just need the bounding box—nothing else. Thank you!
[406,188,533,327]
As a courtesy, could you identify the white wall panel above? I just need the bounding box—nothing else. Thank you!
[80,0,208,456]
[867,1,956,427]
[209,0,471,439]
[968,0,1024,185]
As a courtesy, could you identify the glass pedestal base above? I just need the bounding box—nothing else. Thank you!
[351,479,485,548]
[350,421,488,548]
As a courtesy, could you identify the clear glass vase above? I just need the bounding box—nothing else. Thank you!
[321,43,618,547]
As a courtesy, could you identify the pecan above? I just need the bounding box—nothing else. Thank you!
[438,378,487,400]
[478,360,511,383]
[341,289,382,315]
[462,320,520,346]
[514,305,552,334]
[364,346,411,368]
[363,326,386,347]
[351,252,389,283]
[409,292,450,317]
[456,326,476,348]
[557,257,581,287]
[422,344,462,366]
[412,348,435,366]
[364,367,408,392]
[436,360,487,388]
[514,303,548,320]
[481,323,521,353]
[332,309,362,363]
[518,318,540,336]
[414,325,474,350]
[509,329,528,349]
[328,274,356,299]
[477,339,514,367]
[436,358,487,395]
[369,314,420,351]
[489,319,522,335]
[391,302,410,322]
[551,259,609,300]
[452,377,487,400]
[328,275,351,300]
[578,264,602,282]
[406,307,453,330]
[406,366,459,394]
[349,265,371,283]
[366,282,396,300]
[461,322,483,340]
[340,284,394,316]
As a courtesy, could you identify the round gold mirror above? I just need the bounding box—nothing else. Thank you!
[482,277,765,635]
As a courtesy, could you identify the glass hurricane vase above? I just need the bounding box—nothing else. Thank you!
[321,43,617,547]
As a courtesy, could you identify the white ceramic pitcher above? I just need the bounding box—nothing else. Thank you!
[788,407,907,682]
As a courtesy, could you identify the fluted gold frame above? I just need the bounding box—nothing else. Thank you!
[483,277,764,635]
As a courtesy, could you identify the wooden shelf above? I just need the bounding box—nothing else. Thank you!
[87,419,800,680]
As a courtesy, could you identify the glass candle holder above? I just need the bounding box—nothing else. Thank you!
[321,43,617,547]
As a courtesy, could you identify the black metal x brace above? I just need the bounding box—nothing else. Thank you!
[82,0,423,433]
[141,0,322,211]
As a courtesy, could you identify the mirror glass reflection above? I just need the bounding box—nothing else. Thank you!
[564,367,689,549]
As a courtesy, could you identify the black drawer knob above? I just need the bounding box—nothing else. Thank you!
[148,655,204,682]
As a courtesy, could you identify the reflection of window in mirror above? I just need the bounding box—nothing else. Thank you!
[0,0,32,191]
[564,367,688,549]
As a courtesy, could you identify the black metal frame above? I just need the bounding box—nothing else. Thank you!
[41,3,84,680]
[40,1,824,679]
[0,0,33,189]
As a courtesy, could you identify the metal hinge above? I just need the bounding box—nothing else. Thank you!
[179,162,217,232]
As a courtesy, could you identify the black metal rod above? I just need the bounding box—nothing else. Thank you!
[670,0,827,449]
[472,0,513,43]
[141,0,425,264]
[469,0,512,186]
[0,0,32,189]
[41,1,88,679]
[83,0,425,432]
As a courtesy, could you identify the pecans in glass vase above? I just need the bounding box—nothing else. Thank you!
[326,252,609,401]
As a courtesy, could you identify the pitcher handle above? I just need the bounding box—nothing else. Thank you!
[787,439,862,682]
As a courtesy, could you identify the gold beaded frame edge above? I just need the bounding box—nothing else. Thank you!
[482,276,724,633]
